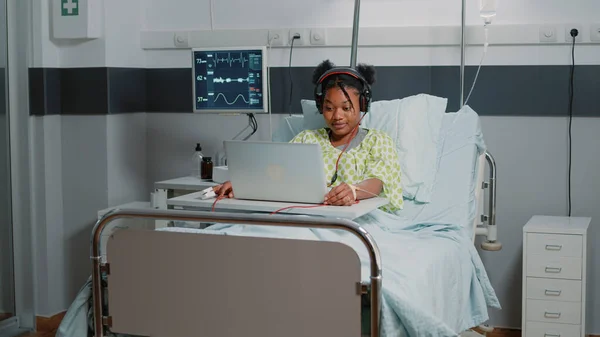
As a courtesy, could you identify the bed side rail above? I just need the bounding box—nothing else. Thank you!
[477,150,502,251]
[90,209,382,337]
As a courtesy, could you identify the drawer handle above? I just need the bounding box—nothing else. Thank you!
[544,311,561,319]
[545,267,562,273]
[545,289,562,296]
[545,244,563,251]
[544,334,561,337]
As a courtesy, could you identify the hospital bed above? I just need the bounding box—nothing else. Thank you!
[82,100,502,337]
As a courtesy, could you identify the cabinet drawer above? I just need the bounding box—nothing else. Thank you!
[526,299,581,325]
[525,321,581,337]
[527,233,582,258]
[526,278,582,302]
[526,255,582,280]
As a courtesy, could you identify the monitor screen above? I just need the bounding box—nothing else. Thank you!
[192,46,268,114]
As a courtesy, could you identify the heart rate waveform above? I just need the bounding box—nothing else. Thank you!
[213,77,249,83]
[211,52,249,68]
[212,92,250,105]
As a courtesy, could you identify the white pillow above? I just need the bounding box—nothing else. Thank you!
[301,98,402,135]
[301,99,327,131]
[300,94,447,204]
[272,115,305,142]
[385,94,447,203]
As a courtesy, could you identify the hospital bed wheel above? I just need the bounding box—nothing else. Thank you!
[481,241,502,251]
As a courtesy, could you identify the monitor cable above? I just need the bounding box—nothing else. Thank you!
[567,28,577,217]
[288,34,300,115]
[267,36,274,140]
[209,0,215,30]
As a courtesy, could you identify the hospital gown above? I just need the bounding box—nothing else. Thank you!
[290,128,404,212]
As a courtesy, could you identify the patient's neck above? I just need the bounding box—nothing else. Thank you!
[329,128,358,148]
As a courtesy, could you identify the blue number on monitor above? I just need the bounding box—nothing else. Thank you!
[193,48,265,113]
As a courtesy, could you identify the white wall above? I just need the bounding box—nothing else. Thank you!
[0,0,11,316]
[29,0,148,316]
[28,0,600,334]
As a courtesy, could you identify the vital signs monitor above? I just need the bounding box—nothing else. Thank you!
[192,46,268,114]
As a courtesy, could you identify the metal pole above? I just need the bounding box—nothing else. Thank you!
[90,208,382,337]
[485,151,497,231]
[460,0,466,107]
[350,0,361,68]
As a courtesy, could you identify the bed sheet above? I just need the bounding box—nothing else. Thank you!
[395,105,486,238]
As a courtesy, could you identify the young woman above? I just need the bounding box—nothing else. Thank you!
[214,59,403,212]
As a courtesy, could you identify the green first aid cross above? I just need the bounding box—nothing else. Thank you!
[61,0,79,16]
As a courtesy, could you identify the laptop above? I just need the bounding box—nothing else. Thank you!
[224,140,329,204]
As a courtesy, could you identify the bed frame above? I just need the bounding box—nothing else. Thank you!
[90,150,499,337]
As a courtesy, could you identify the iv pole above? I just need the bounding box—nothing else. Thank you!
[350,0,361,68]
[460,0,466,107]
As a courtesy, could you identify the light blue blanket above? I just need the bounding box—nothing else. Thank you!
[164,210,500,337]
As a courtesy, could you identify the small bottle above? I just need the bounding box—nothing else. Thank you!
[201,157,213,180]
[192,143,204,178]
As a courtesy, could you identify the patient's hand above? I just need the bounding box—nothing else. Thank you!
[324,183,355,206]
[213,181,234,198]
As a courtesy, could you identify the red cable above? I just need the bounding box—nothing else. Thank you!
[211,195,226,212]
[330,113,368,186]
[270,200,359,215]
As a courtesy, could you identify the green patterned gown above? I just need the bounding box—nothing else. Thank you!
[290,128,403,212]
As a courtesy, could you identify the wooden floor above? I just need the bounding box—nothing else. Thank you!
[17,329,522,337]
[19,333,55,337]
[0,313,14,321]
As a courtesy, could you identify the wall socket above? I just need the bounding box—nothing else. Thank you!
[590,24,600,42]
[268,30,286,46]
[289,29,307,46]
[310,29,326,45]
[565,25,583,43]
[539,26,557,43]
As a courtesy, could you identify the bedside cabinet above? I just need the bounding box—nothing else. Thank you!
[522,215,591,337]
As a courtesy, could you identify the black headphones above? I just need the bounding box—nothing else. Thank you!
[313,67,372,114]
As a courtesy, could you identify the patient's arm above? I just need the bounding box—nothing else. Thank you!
[325,179,383,206]
[354,178,383,200]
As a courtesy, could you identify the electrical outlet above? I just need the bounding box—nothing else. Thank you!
[288,29,306,46]
[310,29,327,45]
[173,32,189,48]
[590,24,600,42]
[565,24,583,43]
[539,26,557,43]
[268,30,286,46]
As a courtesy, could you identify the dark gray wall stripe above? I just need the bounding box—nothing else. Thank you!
[60,68,109,115]
[28,66,600,117]
[146,68,191,112]
[108,68,147,113]
[29,68,61,116]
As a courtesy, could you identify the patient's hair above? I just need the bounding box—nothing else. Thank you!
[312,59,376,111]
[312,59,376,90]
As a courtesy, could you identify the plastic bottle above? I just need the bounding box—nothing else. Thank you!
[479,0,496,25]
[192,143,204,178]
[201,157,213,180]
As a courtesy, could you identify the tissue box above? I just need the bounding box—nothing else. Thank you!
[212,166,229,184]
